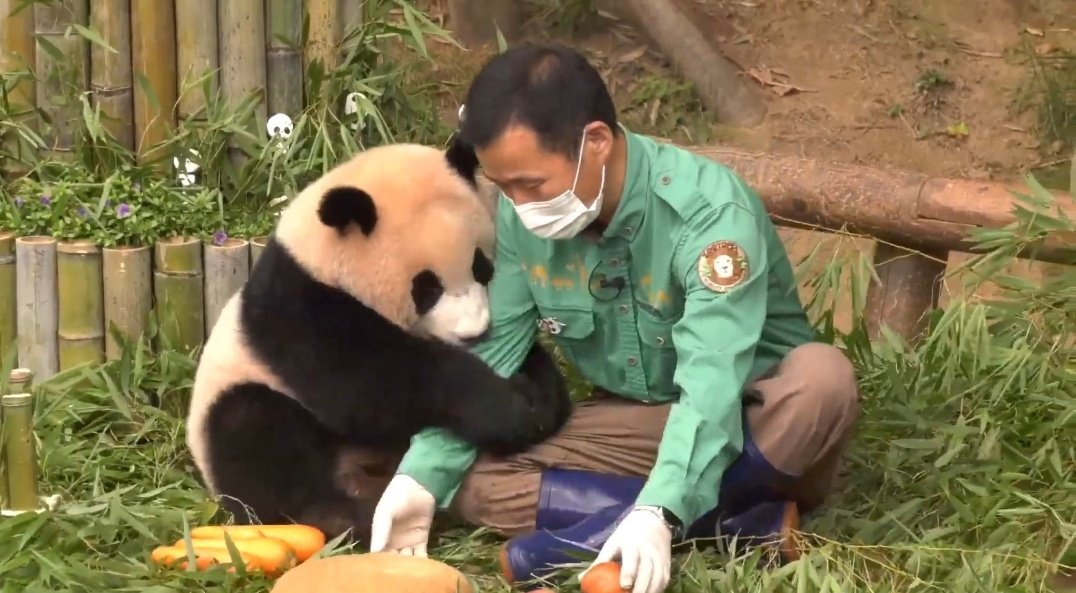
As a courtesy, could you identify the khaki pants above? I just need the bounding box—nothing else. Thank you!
[449,342,860,537]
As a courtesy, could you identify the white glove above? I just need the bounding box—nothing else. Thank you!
[368,474,436,556]
[580,507,672,593]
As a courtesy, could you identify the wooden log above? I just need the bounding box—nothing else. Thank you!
[447,0,521,47]
[682,146,1076,265]
[0,232,15,366]
[175,0,218,120]
[154,237,205,353]
[15,237,58,381]
[250,236,269,268]
[0,0,37,175]
[34,0,90,159]
[1,391,37,512]
[203,238,249,334]
[102,245,153,360]
[305,0,341,75]
[56,240,104,370]
[340,0,365,48]
[266,0,304,116]
[130,0,177,165]
[619,0,766,127]
[864,243,947,344]
[219,1,267,167]
[89,0,134,151]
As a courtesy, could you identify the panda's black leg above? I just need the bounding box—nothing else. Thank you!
[202,383,377,545]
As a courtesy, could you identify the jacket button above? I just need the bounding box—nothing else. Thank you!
[627,356,638,366]
[660,175,671,185]
[619,304,629,313]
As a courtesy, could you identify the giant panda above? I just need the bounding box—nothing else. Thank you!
[185,141,571,545]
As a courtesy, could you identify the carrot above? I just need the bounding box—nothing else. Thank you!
[165,536,298,576]
[580,561,630,593]
[150,544,260,573]
[190,524,326,562]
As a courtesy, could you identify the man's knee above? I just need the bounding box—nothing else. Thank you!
[786,342,860,423]
[448,458,540,537]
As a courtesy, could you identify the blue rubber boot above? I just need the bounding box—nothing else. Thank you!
[499,501,634,585]
[717,500,802,563]
[534,468,646,531]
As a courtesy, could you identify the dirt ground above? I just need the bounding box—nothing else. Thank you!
[417,0,1074,332]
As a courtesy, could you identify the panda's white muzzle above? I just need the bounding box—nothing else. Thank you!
[421,282,491,346]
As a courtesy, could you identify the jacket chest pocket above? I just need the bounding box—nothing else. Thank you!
[534,305,596,366]
[635,310,679,395]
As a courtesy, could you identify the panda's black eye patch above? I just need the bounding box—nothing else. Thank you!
[472,248,493,285]
[411,270,444,315]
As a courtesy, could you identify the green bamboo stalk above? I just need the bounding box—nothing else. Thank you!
[0,0,37,176]
[219,1,266,169]
[305,0,341,75]
[89,0,134,151]
[0,369,32,510]
[175,0,217,120]
[266,0,303,116]
[15,237,58,381]
[57,240,104,370]
[250,236,269,269]
[2,391,37,512]
[34,0,89,161]
[0,232,15,367]
[203,238,249,334]
[154,237,204,353]
[130,0,177,165]
[102,245,153,360]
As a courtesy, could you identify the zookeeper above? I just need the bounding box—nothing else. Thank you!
[369,42,860,593]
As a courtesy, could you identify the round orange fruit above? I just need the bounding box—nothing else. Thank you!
[580,561,629,593]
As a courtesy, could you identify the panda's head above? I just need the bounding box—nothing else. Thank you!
[273,142,495,346]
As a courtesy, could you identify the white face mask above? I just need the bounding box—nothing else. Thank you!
[512,132,605,240]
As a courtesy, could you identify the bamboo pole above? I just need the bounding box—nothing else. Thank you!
[266,0,304,116]
[203,239,250,334]
[34,0,90,161]
[89,0,134,151]
[102,245,153,360]
[130,0,177,165]
[15,237,58,381]
[0,368,32,510]
[447,0,521,47]
[340,0,364,53]
[154,237,205,353]
[865,244,947,346]
[56,240,104,369]
[0,232,15,366]
[306,0,341,76]
[175,0,218,120]
[2,391,37,512]
[250,236,269,268]
[0,0,37,175]
[219,1,267,168]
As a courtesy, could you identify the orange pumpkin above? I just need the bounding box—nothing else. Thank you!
[580,561,630,593]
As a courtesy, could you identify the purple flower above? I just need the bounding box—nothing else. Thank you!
[116,203,131,219]
[39,194,51,207]
[212,230,228,246]
[76,205,89,218]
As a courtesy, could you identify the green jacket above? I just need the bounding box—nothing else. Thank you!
[397,128,815,526]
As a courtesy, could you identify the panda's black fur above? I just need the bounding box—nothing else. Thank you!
[188,140,571,545]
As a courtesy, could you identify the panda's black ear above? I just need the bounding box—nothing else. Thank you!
[318,186,377,235]
[445,132,479,189]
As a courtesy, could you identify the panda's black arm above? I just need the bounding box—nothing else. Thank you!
[422,341,572,456]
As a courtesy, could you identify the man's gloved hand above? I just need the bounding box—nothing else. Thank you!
[369,474,436,556]
[580,506,672,593]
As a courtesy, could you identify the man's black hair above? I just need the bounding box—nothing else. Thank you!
[458,43,619,159]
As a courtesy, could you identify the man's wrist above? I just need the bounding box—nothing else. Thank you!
[634,504,684,537]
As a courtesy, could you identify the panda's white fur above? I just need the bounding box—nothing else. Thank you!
[184,141,571,544]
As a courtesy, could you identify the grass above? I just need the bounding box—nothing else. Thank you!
[0,173,1072,592]
[1,1,1074,592]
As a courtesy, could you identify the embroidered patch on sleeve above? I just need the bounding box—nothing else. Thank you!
[698,240,748,292]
